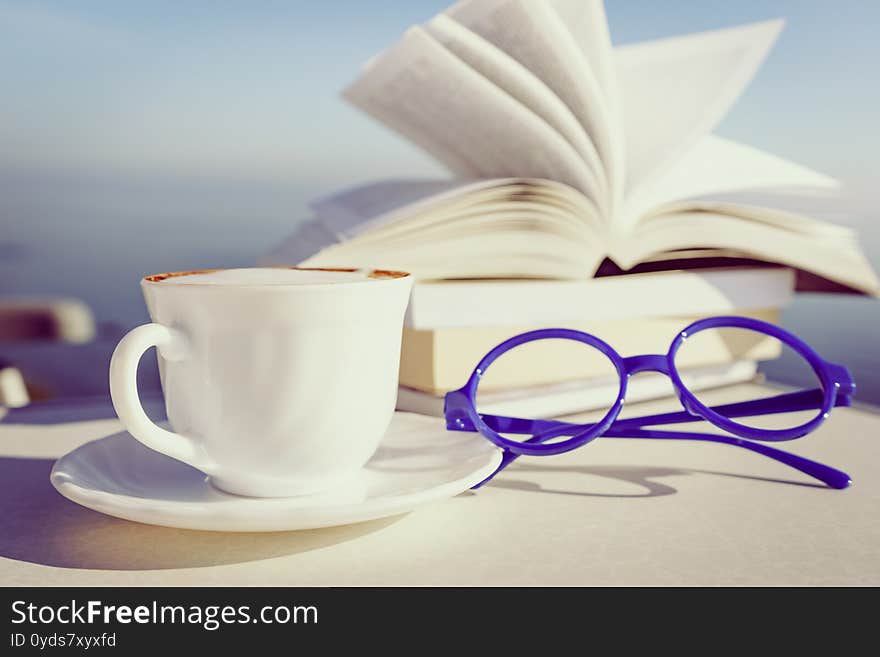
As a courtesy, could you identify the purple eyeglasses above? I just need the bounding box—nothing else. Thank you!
[444,316,856,490]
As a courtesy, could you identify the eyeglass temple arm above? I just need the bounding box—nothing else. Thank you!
[612,387,850,432]
[467,388,852,489]
[473,425,851,489]
[465,388,847,438]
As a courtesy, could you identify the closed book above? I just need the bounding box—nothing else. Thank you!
[400,307,781,394]
[401,267,793,329]
[397,361,760,418]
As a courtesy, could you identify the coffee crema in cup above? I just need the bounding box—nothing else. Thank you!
[144,266,409,285]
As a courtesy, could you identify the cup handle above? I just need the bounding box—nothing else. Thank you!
[109,323,213,473]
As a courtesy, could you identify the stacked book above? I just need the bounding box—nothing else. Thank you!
[265,1,878,416]
[394,267,792,416]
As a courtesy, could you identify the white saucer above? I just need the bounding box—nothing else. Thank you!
[50,412,502,532]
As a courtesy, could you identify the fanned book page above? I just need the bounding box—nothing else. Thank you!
[620,135,839,226]
[344,25,600,204]
[444,0,623,212]
[267,0,879,296]
[422,14,607,205]
[614,19,784,195]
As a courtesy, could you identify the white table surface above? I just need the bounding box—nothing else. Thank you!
[1,382,878,586]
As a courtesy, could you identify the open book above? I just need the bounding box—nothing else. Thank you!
[267,0,878,295]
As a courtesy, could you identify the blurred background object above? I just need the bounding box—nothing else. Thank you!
[1,0,878,404]
[0,360,29,408]
[0,298,96,404]
[0,299,95,343]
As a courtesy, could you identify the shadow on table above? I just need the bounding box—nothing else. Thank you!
[489,463,826,497]
[0,456,401,571]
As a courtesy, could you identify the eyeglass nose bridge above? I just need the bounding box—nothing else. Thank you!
[621,354,671,377]
[621,353,707,418]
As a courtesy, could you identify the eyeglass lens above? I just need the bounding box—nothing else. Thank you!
[672,324,827,430]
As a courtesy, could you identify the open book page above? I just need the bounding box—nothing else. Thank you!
[344,26,599,201]
[547,0,623,185]
[297,225,603,281]
[446,0,623,214]
[349,199,601,252]
[278,181,605,281]
[311,179,481,239]
[423,14,607,213]
[310,178,599,241]
[645,202,855,238]
[617,208,880,294]
[616,19,783,198]
[345,192,588,244]
[548,0,617,100]
[350,213,591,262]
[620,135,839,226]
[294,182,605,280]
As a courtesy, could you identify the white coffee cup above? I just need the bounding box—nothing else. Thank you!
[109,267,413,497]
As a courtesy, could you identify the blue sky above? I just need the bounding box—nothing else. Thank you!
[2,0,879,188]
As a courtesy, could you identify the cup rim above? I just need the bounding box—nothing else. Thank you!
[141,267,411,288]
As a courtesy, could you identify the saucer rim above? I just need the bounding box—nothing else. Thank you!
[49,426,502,532]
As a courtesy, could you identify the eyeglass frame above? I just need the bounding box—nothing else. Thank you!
[443,315,856,489]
